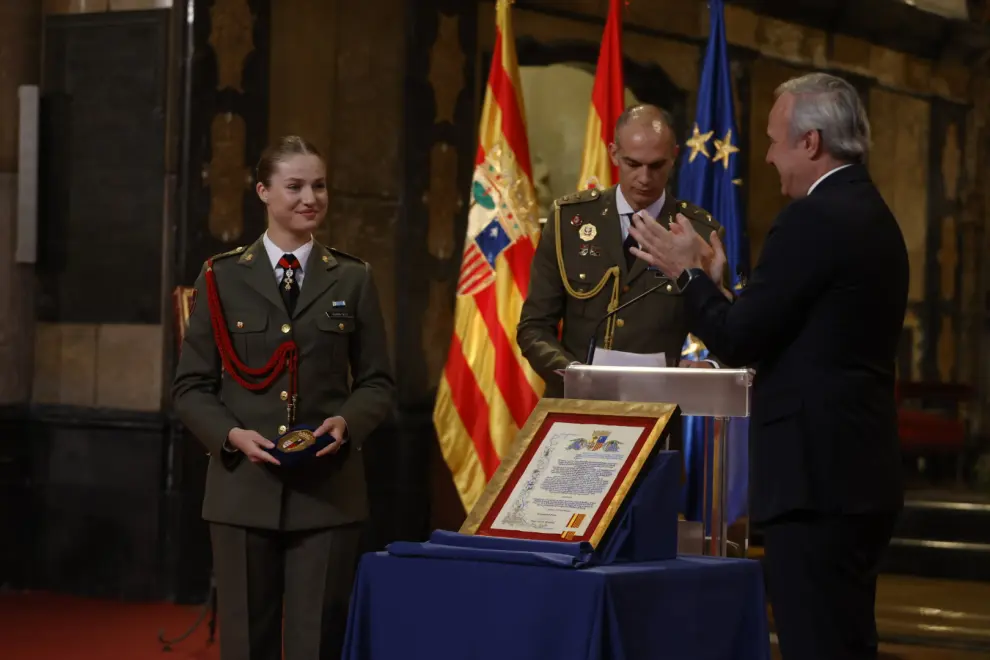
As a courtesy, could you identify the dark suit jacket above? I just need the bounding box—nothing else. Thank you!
[682,164,908,524]
[517,185,722,398]
[171,236,395,531]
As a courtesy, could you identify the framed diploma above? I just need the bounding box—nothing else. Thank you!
[460,398,678,548]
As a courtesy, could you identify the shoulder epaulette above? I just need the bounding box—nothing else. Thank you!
[214,245,247,260]
[206,245,247,265]
[554,186,604,208]
[675,199,721,231]
[329,247,367,264]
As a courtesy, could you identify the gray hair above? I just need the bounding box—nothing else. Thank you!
[775,73,871,163]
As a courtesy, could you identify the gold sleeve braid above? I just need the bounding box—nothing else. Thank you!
[552,201,622,351]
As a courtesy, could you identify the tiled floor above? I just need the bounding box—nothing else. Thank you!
[766,573,990,659]
[771,643,990,659]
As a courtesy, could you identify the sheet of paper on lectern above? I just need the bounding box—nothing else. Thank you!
[591,349,667,368]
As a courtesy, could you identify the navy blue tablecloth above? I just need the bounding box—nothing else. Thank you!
[343,551,771,660]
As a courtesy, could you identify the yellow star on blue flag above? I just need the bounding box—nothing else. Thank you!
[685,124,713,163]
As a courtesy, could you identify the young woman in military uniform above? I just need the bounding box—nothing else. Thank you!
[172,136,394,660]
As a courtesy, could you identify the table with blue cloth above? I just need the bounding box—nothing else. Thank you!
[342,544,770,660]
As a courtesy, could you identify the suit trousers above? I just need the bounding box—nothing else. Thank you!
[210,522,363,660]
[761,511,898,660]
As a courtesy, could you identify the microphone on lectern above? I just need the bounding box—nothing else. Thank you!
[585,280,669,365]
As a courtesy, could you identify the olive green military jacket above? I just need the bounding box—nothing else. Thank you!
[171,235,395,531]
[517,185,723,397]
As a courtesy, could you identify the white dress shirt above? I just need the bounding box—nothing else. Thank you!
[263,232,314,288]
[615,185,666,241]
[807,164,853,196]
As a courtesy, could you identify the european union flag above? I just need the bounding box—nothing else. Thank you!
[676,0,750,529]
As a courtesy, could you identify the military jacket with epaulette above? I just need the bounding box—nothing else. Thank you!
[517,185,723,397]
[171,234,395,531]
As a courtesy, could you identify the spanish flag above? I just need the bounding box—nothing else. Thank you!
[577,0,625,190]
[433,0,544,513]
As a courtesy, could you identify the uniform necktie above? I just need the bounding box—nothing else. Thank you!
[622,216,637,269]
[277,253,301,315]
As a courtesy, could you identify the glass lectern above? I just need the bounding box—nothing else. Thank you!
[563,365,753,558]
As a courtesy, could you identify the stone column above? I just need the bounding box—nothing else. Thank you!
[0,1,42,404]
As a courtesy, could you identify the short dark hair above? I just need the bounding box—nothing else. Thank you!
[614,104,676,144]
[255,135,323,187]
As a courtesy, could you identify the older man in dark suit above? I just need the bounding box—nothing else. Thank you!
[628,73,909,660]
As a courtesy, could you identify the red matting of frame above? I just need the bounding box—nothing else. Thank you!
[475,412,658,543]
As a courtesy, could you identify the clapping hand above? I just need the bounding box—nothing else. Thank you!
[628,212,712,278]
[678,221,733,300]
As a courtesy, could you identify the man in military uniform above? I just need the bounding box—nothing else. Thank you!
[517,104,725,399]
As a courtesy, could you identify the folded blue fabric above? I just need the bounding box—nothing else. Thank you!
[387,530,595,568]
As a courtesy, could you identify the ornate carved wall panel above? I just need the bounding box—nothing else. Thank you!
[928,100,970,384]
[403,0,478,409]
[938,214,958,302]
[209,0,254,92]
[177,0,269,287]
[426,142,461,261]
[205,112,249,242]
[331,0,405,200]
[268,0,335,159]
[902,309,925,381]
[869,88,930,304]
[428,14,465,125]
[942,122,961,201]
[965,79,990,429]
[938,313,956,383]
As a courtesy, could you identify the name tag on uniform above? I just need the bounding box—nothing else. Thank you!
[326,311,353,319]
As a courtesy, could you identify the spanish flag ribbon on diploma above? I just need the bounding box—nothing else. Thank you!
[433,0,544,513]
[577,0,625,191]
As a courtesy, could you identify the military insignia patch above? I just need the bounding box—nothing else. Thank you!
[579,224,597,242]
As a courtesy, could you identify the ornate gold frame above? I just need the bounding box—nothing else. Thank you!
[460,398,677,548]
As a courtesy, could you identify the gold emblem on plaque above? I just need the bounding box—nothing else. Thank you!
[278,429,316,453]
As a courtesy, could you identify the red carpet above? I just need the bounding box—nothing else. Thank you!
[0,591,221,659]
